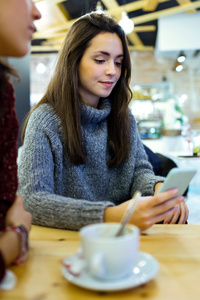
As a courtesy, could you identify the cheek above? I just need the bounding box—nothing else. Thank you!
[88,64,102,77]
[85,66,102,82]
[25,0,32,13]
[116,69,122,82]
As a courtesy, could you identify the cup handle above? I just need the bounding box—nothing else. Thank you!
[91,252,105,277]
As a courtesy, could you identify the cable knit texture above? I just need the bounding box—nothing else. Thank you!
[18,99,164,230]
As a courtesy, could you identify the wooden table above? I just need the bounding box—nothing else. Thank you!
[1,224,200,300]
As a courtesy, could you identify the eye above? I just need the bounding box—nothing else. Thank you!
[115,61,122,67]
[94,59,105,64]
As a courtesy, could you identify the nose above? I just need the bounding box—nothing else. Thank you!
[105,61,117,76]
[32,1,42,21]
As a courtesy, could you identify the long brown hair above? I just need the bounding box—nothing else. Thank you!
[22,12,133,167]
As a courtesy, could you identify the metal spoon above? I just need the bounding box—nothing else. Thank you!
[115,190,141,237]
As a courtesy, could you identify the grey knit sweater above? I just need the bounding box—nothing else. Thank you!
[18,99,163,230]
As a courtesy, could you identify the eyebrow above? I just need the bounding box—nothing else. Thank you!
[95,51,124,58]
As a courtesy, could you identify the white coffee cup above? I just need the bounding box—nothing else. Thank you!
[79,223,139,280]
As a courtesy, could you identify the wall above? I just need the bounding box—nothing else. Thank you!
[130,51,200,128]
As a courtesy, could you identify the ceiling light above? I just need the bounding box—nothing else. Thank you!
[36,62,46,74]
[175,63,183,72]
[177,51,186,63]
[119,11,134,35]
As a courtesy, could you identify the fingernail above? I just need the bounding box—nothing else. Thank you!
[178,196,184,201]
[171,188,178,194]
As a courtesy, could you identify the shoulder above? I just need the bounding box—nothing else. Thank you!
[28,104,61,130]
[127,109,144,148]
[25,104,63,141]
[128,108,138,130]
[30,104,59,122]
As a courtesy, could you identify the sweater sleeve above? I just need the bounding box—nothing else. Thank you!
[17,107,114,231]
[129,115,164,197]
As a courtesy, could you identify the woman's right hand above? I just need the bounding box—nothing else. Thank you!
[5,194,32,232]
[104,189,184,231]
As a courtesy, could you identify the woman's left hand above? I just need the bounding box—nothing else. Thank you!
[162,200,189,224]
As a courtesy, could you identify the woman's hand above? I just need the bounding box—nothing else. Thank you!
[104,189,184,231]
[154,182,189,224]
[162,201,189,224]
[0,195,32,266]
[5,194,32,232]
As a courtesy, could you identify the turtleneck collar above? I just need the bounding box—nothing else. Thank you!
[80,98,111,124]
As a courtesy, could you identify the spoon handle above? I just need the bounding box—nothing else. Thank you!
[116,190,141,237]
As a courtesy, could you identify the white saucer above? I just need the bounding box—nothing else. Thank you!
[61,252,159,292]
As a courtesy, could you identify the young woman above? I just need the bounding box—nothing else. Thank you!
[0,0,41,283]
[18,12,188,232]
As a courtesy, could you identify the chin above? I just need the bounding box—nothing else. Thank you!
[12,41,30,57]
[13,48,29,58]
[4,47,29,58]
[100,91,113,98]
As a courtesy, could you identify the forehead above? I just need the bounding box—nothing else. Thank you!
[86,32,123,56]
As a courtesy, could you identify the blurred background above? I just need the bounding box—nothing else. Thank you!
[11,0,200,146]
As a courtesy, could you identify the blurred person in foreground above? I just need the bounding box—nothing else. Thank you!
[0,0,41,283]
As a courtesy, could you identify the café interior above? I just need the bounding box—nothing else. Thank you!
[1,0,200,298]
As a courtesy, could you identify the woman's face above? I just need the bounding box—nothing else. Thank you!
[78,32,123,108]
[0,0,41,57]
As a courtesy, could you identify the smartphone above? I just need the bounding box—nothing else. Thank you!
[158,167,197,196]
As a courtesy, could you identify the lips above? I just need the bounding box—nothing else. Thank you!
[99,81,114,88]
[29,25,35,32]
[28,25,36,39]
